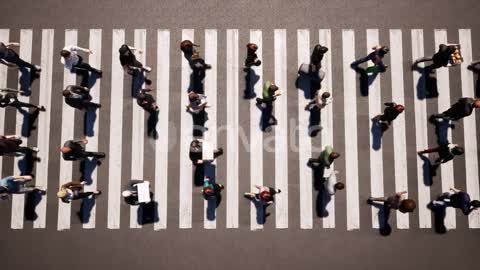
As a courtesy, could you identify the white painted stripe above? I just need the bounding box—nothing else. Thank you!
[57,29,78,231]
[0,29,8,178]
[411,29,431,228]
[459,29,480,228]
[83,29,102,229]
[343,29,360,230]
[34,29,54,229]
[250,29,263,230]
[203,29,217,229]
[389,29,409,229]
[130,29,146,229]
[154,29,170,230]
[434,29,456,229]
[319,29,335,228]
[297,29,312,229]
[11,29,32,229]
[107,29,125,229]
[274,29,288,229]
[226,29,239,228]
[367,29,384,229]
[179,29,194,229]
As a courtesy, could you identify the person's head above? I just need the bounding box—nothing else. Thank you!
[329,152,341,161]
[247,43,258,52]
[470,200,480,209]
[203,187,214,196]
[118,44,130,55]
[399,199,417,213]
[62,89,72,97]
[334,182,345,191]
[122,190,133,198]
[394,104,405,113]
[61,146,72,153]
[473,99,480,109]
[268,84,279,96]
[260,190,272,201]
[56,190,67,199]
[380,46,390,54]
[60,50,71,58]
[315,44,329,54]
[321,92,331,100]
[189,92,199,102]
[452,146,464,156]
[446,46,456,54]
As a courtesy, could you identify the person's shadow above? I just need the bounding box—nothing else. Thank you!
[131,71,146,98]
[24,190,41,221]
[18,67,38,95]
[78,197,96,224]
[252,198,270,225]
[84,107,98,137]
[193,163,205,187]
[428,195,448,234]
[17,106,39,138]
[351,65,379,97]
[311,164,331,218]
[412,65,438,99]
[204,163,221,221]
[80,158,98,185]
[137,195,159,225]
[17,148,38,176]
[257,103,277,132]
[244,68,259,99]
[296,66,313,100]
[307,106,321,137]
[191,109,208,137]
[431,116,451,146]
[371,119,387,150]
[369,201,393,236]
[418,153,435,186]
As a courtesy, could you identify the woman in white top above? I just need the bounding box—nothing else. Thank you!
[305,91,333,111]
[60,45,102,86]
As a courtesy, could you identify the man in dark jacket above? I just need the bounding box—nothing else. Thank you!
[0,135,39,156]
[431,97,480,122]
[62,85,100,110]
[61,138,105,161]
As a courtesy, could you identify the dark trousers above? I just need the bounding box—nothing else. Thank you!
[72,56,98,87]
[3,51,37,70]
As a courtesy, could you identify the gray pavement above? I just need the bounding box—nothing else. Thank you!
[1,1,480,269]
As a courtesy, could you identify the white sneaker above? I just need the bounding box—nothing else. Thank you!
[31,147,39,152]
[34,65,42,71]
[143,66,152,73]
[36,187,47,192]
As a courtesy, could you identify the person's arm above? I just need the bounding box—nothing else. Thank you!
[0,58,16,67]
[384,102,395,107]
[450,187,461,193]
[61,181,82,189]
[127,46,143,54]
[70,85,89,94]
[72,138,88,145]
[5,42,20,47]
[70,45,93,54]
[12,175,32,182]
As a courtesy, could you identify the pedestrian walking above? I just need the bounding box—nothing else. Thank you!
[244,43,261,71]
[186,91,208,114]
[324,170,345,196]
[0,89,46,111]
[430,97,480,122]
[202,176,224,200]
[244,185,281,205]
[119,44,152,75]
[305,91,333,111]
[136,88,159,113]
[256,81,281,130]
[62,85,101,111]
[61,138,105,162]
[57,181,101,203]
[0,175,46,200]
[432,187,480,215]
[412,44,457,71]
[372,102,405,129]
[189,139,223,165]
[367,191,417,213]
[60,45,102,86]
[417,142,464,165]
[351,45,389,72]
[122,180,152,205]
[180,40,200,55]
[0,135,39,156]
[308,145,340,169]
[310,44,329,72]
[0,42,41,80]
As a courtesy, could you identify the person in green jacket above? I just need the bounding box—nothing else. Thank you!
[256,81,282,131]
[307,145,340,169]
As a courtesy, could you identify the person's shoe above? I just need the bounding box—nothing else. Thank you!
[143,66,152,73]
[218,184,225,189]
[217,147,224,156]
[95,103,102,108]
[97,153,106,159]
[204,64,212,70]
[94,69,103,77]
[35,187,47,193]
[34,65,42,72]
[38,106,46,112]
[31,147,40,153]
[277,189,281,194]
[366,198,373,205]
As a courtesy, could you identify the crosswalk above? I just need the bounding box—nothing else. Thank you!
[0,28,479,231]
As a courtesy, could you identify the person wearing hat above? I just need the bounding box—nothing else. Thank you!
[118,44,152,75]
[122,180,152,205]
[62,85,101,111]
[431,97,480,122]
[57,181,100,203]
[202,177,224,200]
[433,187,480,215]
[308,145,340,170]
[367,191,416,213]
[351,45,389,72]
[418,142,464,166]
[61,138,106,162]
[0,175,46,200]
[412,44,456,71]
[244,43,262,72]
[372,102,405,127]
[244,185,281,205]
